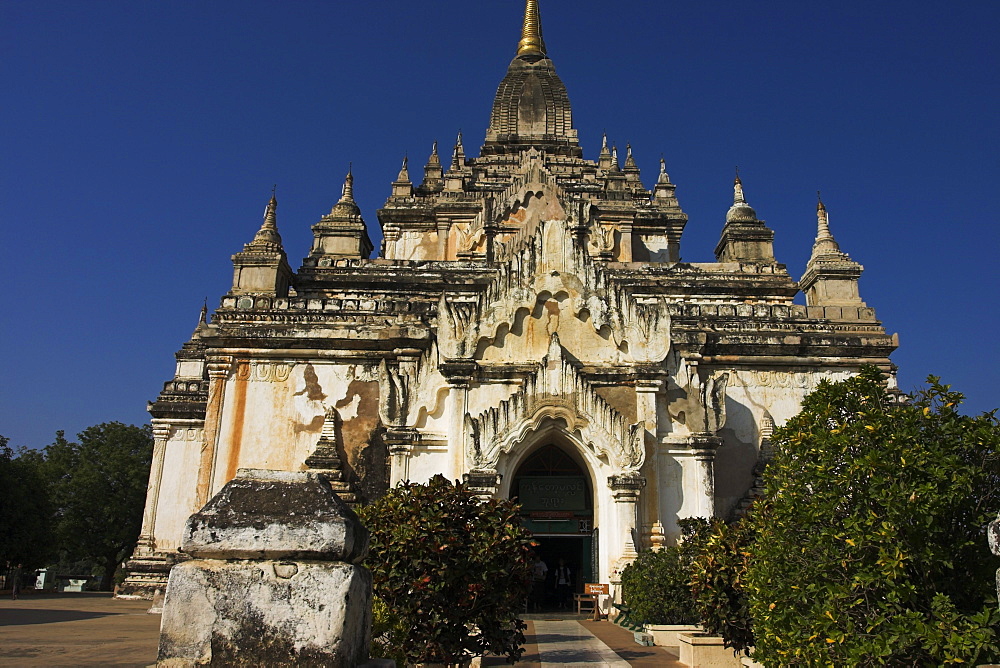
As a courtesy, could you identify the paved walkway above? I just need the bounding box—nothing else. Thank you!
[487,615,683,667]
[0,592,683,667]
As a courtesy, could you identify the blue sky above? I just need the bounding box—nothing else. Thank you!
[3,0,998,448]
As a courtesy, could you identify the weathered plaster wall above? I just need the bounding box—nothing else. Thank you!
[209,361,380,498]
[154,427,205,551]
[713,368,856,515]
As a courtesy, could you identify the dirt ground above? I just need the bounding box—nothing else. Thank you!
[0,591,160,667]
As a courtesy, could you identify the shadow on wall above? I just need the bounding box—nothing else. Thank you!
[714,395,758,518]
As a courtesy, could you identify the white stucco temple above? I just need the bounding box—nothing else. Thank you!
[123,0,896,598]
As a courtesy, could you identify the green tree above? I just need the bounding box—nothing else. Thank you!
[620,518,709,626]
[359,475,533,665]
[689,518,754,655]
[746,368,1000,665]
[0,436,55,569]
[42,423,153,590]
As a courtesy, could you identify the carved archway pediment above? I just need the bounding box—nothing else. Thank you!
[466,335,645,474]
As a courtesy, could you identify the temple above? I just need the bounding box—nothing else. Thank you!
[122,0,897,597]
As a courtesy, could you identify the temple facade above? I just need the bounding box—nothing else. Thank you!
[122,0,897,597]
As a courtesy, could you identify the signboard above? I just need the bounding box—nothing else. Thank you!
[518,476,587,511]
[584,583,609,595]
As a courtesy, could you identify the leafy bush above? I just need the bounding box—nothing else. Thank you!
[621,518,709,625]
[369,596,407,666]
[689,518,754,654]
[359,475,533,665]
[746,368,1000,666]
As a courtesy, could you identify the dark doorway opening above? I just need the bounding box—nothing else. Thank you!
[512,444,595,613]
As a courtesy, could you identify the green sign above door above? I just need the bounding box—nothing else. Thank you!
[518,476,587,511]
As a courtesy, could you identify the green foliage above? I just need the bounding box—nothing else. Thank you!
[689,518,754,654]
[41,423,153,590]
[369,595,407,666]
[746,368,1000,666]
[359,475,534,665]
[621,518,709,625]
[0,437,55,569]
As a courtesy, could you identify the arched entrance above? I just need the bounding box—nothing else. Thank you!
[510,444,595,610]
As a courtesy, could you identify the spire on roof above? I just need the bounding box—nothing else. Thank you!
[653,156,680,205]
[658,157,670,184]
[800,195,866,307]
[734,170,746,204]
[611,145,621,171]
[624,144,637,169]
[599,132,612,169]
[392,155,412,198]
[231,188,292,296]
[191,298,210,337]
[726,170,758,223]
[812,192,841,253]
[245,189,284,251]
[451,130,466,170]
[422,141,444,192]
[517,0,546,56]
[338,165,355,204]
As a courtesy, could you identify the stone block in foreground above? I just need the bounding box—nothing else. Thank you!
[157,469,372,667]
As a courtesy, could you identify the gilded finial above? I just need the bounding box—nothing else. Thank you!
[200,299,208,324]
[397,155,410,182]
[733,167,747,202]
[611,145,620,169]
[817,190,826,211]
[517,0,546,56]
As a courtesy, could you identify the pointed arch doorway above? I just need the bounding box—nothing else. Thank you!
[510,444,596,609]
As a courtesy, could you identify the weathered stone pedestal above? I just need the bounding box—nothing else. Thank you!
[156,469,372,667]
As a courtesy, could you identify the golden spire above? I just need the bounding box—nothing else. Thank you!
[517,0,546,56]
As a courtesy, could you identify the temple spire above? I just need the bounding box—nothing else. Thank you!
[801,195,866,308]
[338,165,354,204]
[392,156,412,198]
[422,141,444,192]
[517,0,546,56]
[451,130,465,170]
[599,133,612,169]
[725,170,758,223]
[246,189,283,251]
[811,192,845,256]
[716,172,776,262]
[733,170,747,205]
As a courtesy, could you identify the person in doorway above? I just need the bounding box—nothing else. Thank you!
[11,564,22,600]
[530,554,548,611]
[553,558,572,610]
